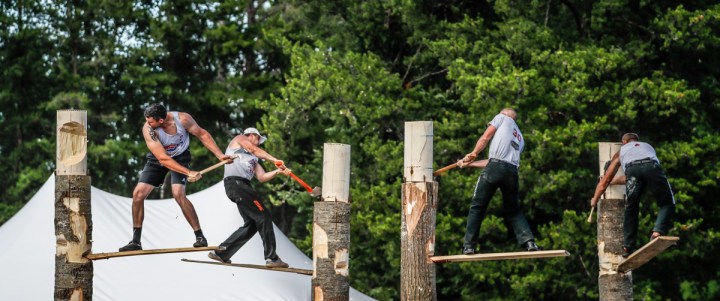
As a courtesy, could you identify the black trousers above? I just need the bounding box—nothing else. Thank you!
[464,159,534,249]
[215,177,279,261]
[624,161,676,248]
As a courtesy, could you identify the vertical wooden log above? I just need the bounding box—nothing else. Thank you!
[597,142,632,301]
[55,110,93,301]
[401,121,437,301]
[313,143,351,301]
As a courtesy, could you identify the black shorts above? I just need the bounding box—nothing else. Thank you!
[138,150,192,187]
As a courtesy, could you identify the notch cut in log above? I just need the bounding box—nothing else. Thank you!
[616,236,679,273]
[86,246,220,260]
[181,259,313,275]
[430,250,570,263]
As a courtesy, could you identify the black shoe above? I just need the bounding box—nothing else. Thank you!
[194,236,208,247]
[119,241,142,252]
[522,240,541,251]
[266,257,289,268]
[208,252,231,264]
[621,246,635,258]
[462,247,476,255]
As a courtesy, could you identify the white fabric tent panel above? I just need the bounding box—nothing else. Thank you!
[0,175,375,301]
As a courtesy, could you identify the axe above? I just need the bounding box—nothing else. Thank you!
[275,161,321,197]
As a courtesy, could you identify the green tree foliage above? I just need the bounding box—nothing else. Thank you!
[1,1,719,300]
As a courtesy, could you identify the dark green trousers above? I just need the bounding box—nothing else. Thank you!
[464,160,535,249]
[624,161,676,248]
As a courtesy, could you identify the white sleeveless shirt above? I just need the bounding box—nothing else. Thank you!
[224,147,258,181]
[155,112,190,157]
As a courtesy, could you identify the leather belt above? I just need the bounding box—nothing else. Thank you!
[625,158,657,168]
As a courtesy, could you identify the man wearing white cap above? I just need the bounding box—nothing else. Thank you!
[208,127,292,268]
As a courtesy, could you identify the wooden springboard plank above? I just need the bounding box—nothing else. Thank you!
[430,250,570,263]
[617,236,679,273]
[181,258,313,275]
[86,246,221,260]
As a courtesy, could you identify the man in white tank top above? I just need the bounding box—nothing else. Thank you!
[457,108,540,254]
[590,133,675,257]
[119,103,233,252]
[207,127,292,268]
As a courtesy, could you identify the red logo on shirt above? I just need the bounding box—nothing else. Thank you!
[513,129,523,142]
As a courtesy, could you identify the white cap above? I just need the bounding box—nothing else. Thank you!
[243,127,267,144]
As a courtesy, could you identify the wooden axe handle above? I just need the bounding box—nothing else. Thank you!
[198,154,239,175]
[433,162,459,176]
[199,160,230,175]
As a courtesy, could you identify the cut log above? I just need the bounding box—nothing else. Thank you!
[616,236,679,273]
[430,250,569,263]
[86,246,220,260]
[181,259,313,275]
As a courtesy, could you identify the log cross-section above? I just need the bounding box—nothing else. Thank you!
[313,143,352,301]
[55,110,92,301]
[597,142,632,301]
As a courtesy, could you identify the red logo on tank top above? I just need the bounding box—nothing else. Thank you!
[165,144,178,152]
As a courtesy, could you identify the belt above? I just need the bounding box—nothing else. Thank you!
[225,176,252,185]
[488,158,518,168]
[625,158,657,168]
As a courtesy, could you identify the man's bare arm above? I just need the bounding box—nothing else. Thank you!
[180,112,228,161]
[462,125,497,164]
[230,135,282,163]
[255,163,291,183]
[590,152,621,207]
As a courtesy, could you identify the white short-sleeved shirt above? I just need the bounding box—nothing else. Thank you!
[619,141,659,172]
[487,113,524,166]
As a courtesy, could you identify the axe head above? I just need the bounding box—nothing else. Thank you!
[310,186,322,198]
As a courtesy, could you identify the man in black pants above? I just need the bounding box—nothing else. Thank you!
[119,103,232,252]
[458,108,540,254]
[591,133,675,257]
[208,127,291,268]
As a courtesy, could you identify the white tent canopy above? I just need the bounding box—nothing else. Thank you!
[0,175,374,301]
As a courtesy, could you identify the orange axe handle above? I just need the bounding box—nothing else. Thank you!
[289,172,313,193]
[275,160,313,193]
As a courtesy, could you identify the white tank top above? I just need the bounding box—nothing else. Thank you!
[619,141,659,171]
[155,112,190,157]
[223,147,258,180]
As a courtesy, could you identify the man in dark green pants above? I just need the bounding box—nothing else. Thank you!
[590,133,675,257]
[458,108,540,254]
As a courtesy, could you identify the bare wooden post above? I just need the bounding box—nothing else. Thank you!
[55,110,93,300]
[313,143,351,301]
[597,142,632,301]
[401,121,437,301]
